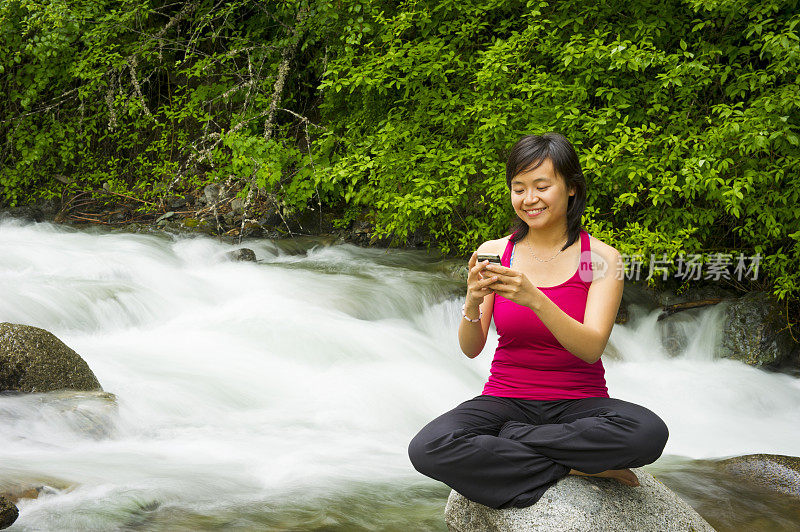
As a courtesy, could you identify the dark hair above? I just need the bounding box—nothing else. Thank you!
[505,132,587,250]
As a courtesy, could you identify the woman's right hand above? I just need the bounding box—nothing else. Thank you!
[466,252,498,307]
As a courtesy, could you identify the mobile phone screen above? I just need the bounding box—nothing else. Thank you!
[476,253,502,264]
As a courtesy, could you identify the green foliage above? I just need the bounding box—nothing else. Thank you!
[318,0,800,303]
[1,0,798,308]
[0,0,314,208]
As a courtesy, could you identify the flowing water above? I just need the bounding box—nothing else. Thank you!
[0,218,799,531]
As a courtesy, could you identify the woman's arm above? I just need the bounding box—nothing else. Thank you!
[485,242,624,364]
[459,292,495,358]
[458,241,502,358]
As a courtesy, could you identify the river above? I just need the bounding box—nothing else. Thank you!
[1,217,799,531]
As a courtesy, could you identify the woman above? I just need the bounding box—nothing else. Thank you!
[407,132,669,509]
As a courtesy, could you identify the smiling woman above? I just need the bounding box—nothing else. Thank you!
[408,132,669,509]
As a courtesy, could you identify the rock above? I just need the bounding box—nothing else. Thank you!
[407,226,428,248]
[230,197,245,214]
[0,205,46,223]
[1,486,40,503]
[619,281,661,313]
[155,211,175,224]
[225,248,256,262]
[0,479,68,504]
[444,468,714,532]
[602,341,623,361]
[0,496,18,529]
[655,284,736,307]
[716,291,800,368]
[204,184,221,206]
[155,220,185,234]
[169,196,188,209]
[614,305,629,325]
[353,220,372,235]
[0,322,103,393]
[240,222,264,238]
[659,310,696,358]
[446,262,469,284]
[36,390,118,439]
[717,453,800,499]
[260,212,283,228]
[109,210,128,223]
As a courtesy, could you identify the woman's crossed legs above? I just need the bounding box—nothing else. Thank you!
[407,394,669,509]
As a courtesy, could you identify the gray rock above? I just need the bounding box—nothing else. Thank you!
[225,248,256,262]
[0,322,102,393]
[0,205,46,223]
[27,390,118,440]
[602,341,623,361]
[169,196,188,209]
[204,184,221,206]
[240,222,264,239]
[109,210,128,223]
[716,291,800,368]
[230,197,245,214]
[620,280,662,313]
[155,211,175,223]
[717,453,800,499]
[446,262,469,284]
[260,212,283,227]
[0,496,18,529]
[659,310,697,358]
[444,468,714,532]
[655,284,736,307]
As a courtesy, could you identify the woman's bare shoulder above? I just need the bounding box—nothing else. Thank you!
[476,235,513,256]
[587,233,622,262]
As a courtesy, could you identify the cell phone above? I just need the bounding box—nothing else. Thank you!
[476,253,502,264]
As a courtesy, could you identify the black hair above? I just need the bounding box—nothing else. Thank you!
[505,132,587,250]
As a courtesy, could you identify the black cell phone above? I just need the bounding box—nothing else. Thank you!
[476,253,502,264]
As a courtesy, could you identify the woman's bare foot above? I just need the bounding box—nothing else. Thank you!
[569,468,640,487]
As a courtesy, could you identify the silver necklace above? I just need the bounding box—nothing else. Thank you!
[524,236,568,263]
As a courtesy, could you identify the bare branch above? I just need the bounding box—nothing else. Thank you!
[276,108,326,130]
[128,55,154,119]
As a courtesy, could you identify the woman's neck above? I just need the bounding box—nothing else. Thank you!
[520,225,571,252]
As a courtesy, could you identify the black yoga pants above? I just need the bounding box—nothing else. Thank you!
[407,394,669,509]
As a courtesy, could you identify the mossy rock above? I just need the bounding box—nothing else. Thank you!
[0,496,18,529]
[0,322,102,393]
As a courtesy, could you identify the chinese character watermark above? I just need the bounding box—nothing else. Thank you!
[600,252,761,282]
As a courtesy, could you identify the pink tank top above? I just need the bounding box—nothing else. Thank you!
[482,229,610,400]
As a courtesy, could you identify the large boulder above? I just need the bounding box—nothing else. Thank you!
[0,322,102,393]
[716,291,800,369]
[717,453,800,499]
[444,468,714,532]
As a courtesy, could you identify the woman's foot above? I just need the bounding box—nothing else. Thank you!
[568,468,640,487]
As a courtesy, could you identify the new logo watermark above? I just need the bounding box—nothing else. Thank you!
[582,252,761,282]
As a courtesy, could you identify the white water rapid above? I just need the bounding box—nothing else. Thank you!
[1,218,799,531]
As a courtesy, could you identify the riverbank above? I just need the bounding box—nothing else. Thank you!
[0,190,399,251]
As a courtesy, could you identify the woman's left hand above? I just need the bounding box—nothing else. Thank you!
[483,263,541,309]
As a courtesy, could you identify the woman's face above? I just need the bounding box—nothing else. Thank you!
[510,158,575,229]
